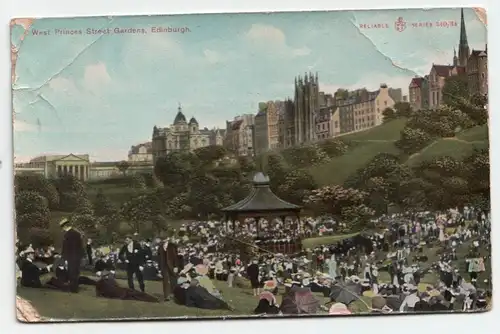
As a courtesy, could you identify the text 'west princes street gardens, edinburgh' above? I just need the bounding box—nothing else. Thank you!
[30,26,192,36]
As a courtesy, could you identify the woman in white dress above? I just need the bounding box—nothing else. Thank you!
[438,225,446,243]
[328,254,337,278]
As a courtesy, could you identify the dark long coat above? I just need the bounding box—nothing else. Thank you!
[62,228,84,262]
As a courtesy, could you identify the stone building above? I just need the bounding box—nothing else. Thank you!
[226,114,255,156]
[467,48,488,97]
[14,154,153,181]
[338,97,356,134]
[278,98,295,149]
[128,142,153,163]
[151,104,224,160]
[428,64,465,109]
[425,9,487,109]
[294,72,320,145]
[337,85,399,134]
[409,75,430,111]
[253,101,280,155]
[315,105,338,140]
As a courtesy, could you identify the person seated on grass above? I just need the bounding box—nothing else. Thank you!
[94,254,115,275]
[95,270,159,303]
[142,260,161,281]
[254,291,280,315]
[20,246,53,288]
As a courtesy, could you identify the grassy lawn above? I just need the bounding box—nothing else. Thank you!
[309,141,400,186]
[302,233,360,249]
[339,118,407,142]
[456,125,489,141]
[86,183,136,205]
[17,276,335,321]
[17,236,490,321]
[407,138,488,166]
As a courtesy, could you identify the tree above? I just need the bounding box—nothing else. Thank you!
[340,204,375,231]
[121,192,164,233]
[344,153,412,213]
[278,169,317,205]
[334,88,349,100]
[154,152,197,189]
[266,153,289,192]
[117,160,130,176]
[130,174,147,192]
[15,191,51,230]
[382,107,396,121]
[188,173,223,219]
[73,196,94,216]
[151,214,169,235]
[442,74,469,108]
[24,228,53,248]
[393,101,412,117]
[281,145,329,168]
[54,175,87,211]
[317,139,348,158]
[395,127,433,155]
[14,175,60,209]
[304,185,370,217]
[193,145,227,164]
[72,214,97,238]
[93,189,118,218]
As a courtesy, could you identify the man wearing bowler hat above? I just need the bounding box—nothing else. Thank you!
[60,218,84,293]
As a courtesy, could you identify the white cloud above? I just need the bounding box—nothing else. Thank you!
[203,49,222,64]
[292,47,311,57]
[320,72,413,97]
[245,24,310,58]
[127,33,183,61]
[246,24,286,45]
[13,120,35,132]
[411,39,487,76]
[83,62,111,91]
[48,76,79,95]
[14,155,35,163]
[89,147,130,162]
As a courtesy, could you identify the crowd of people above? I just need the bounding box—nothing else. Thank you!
[15,206,492,316]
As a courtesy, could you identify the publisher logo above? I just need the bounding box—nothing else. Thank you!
[394,17,407,32]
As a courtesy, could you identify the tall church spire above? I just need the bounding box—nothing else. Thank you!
[458,8,470,67]
[459,8,468,46]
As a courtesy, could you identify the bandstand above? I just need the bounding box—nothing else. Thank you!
[221,172,302,254]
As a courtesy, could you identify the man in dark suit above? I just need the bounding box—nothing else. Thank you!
[86,238,93,265]
[60,218,84,293]
[20,246,53,288]
[158,237,182,301]
[119,236,146,292]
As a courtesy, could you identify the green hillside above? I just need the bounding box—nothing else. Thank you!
[406,125,489,166]
[307,121,488,186]
[338,117,407,141]
[310,141,400,186]
[308,119,406,186]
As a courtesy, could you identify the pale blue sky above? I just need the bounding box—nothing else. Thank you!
[12,8,486,161]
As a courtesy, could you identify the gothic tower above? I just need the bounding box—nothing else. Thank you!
[293,72,319,144]
[458,8,470,67]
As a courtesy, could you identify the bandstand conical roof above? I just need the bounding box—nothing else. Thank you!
[222,172,301,215]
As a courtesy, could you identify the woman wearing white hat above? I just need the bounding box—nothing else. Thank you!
[20,246,53,288]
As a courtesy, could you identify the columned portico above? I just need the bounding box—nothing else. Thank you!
[51,154,90,181]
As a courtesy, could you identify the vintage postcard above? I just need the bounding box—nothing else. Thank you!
[12,7,490,322]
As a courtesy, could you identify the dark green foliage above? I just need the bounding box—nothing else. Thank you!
[14,174,60,209]
[16,191,51,230]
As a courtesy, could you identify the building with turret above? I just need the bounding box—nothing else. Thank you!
[294,72,320,145]
[419,8,487,110]
[151,104,224,160]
